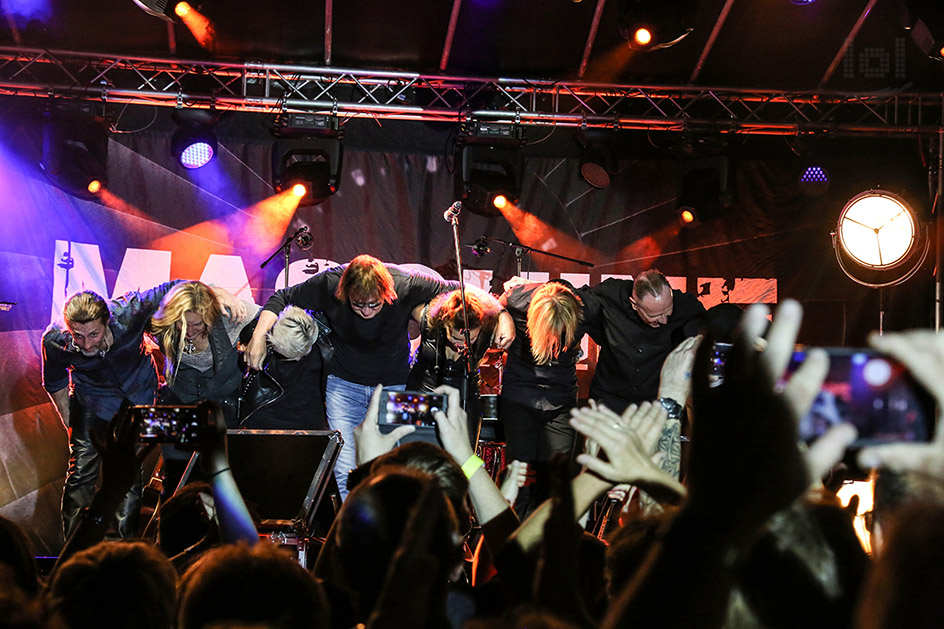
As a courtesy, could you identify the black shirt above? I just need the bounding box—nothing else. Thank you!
[582,278,704,406]
[499,280,593,411]
[263,263,456,386]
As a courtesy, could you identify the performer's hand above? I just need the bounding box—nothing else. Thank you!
[502,276,530,292]
[432,385,474,464]
[492,310,516,350]
[212,286,249,323]
[353,385,416,466]
[244,334,268,371]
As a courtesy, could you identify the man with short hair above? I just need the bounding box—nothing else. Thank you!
[582,269,705,414]
[245,255,483,497]
[42,282,240,538]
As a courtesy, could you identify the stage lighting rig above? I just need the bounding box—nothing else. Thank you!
[40,109,109,198]
[272,115,343,206]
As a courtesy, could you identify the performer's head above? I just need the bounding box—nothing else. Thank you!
[631,269,674,328]
[150,281,221,369]
[268,306,318,360]
[335,254,396,320]
[63,291,111,356]
[527,282,582,365]
[428,289,499,351]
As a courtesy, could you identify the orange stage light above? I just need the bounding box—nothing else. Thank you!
[493,194,508,209]
[148,188,302,279]
[680,209,695,224]
[634,28,652,46]
[291,183,308,198]
[176,2,215,50]
[87,180,102,194]
[497,199,596,271]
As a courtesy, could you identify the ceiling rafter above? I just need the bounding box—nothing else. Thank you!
[1,46,943,136]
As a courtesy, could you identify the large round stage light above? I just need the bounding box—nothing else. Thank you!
[832,189,928,290]
[837,190,916,270]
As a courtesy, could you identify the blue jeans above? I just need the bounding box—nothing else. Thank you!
[325,375,404,499]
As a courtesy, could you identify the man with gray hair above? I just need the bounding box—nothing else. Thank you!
[238,306,326,429]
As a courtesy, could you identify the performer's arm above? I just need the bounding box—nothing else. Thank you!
[245,310,278,370]
[247,273,328,370]
[48,388,71,429]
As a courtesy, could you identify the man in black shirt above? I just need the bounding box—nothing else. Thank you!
[583,269,704,414]
[244,255,469,497]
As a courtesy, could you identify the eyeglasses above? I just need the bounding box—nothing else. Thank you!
[350,300,382,310]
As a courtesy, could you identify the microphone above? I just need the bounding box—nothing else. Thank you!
[471,237,491,256]
[295,230,313,250]
[443,201,462,222]
[290,225,309,239]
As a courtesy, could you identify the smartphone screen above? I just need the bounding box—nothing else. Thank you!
[135,405,204,445]
[785,348,933,446]
[381,390,447,427]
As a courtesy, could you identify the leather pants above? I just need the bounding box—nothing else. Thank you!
[61,396,143,539]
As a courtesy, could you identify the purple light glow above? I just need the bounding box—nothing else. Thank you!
[800,166,829,184]
[6,0,52,21]
[180,142,214,169]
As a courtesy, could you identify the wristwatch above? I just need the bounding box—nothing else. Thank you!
[658,397,684,420]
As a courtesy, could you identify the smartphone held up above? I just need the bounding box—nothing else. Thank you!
[711,343,933,447]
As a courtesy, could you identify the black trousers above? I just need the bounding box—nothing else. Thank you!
[499,397,576,519]
[62,397,143,539]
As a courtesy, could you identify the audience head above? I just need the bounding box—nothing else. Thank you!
[370,441,471,527]
[326,468,463,619]
[267,306,318,360]
[870,469,944,555]
[336,255,396,320]
[47,540,177,629]
[178,541,329,629]
[733,500,867,628]
[0,516,39,598]
[631,270,673,328]
[157,482,217,561]
[527,281,582,365]
[857,501,944,629]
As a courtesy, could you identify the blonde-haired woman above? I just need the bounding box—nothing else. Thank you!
[499,279,595,517]
[150,281,259,426]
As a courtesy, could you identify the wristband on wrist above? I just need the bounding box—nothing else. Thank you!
[210,467,231,478]
[460,454,485,479]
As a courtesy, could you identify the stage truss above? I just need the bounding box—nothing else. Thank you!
[1,46,943,136]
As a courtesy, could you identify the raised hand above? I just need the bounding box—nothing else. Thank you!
[353,385,416,466]
[569,402,685,502]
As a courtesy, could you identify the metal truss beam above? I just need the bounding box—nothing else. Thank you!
[1,46,943,136]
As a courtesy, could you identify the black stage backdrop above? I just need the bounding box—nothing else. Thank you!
[0,114,934,552]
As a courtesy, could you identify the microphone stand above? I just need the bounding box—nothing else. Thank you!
[446,212,474,376]
[260,226,309,290]
[446,209,474,416]
[478,236,593,276]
